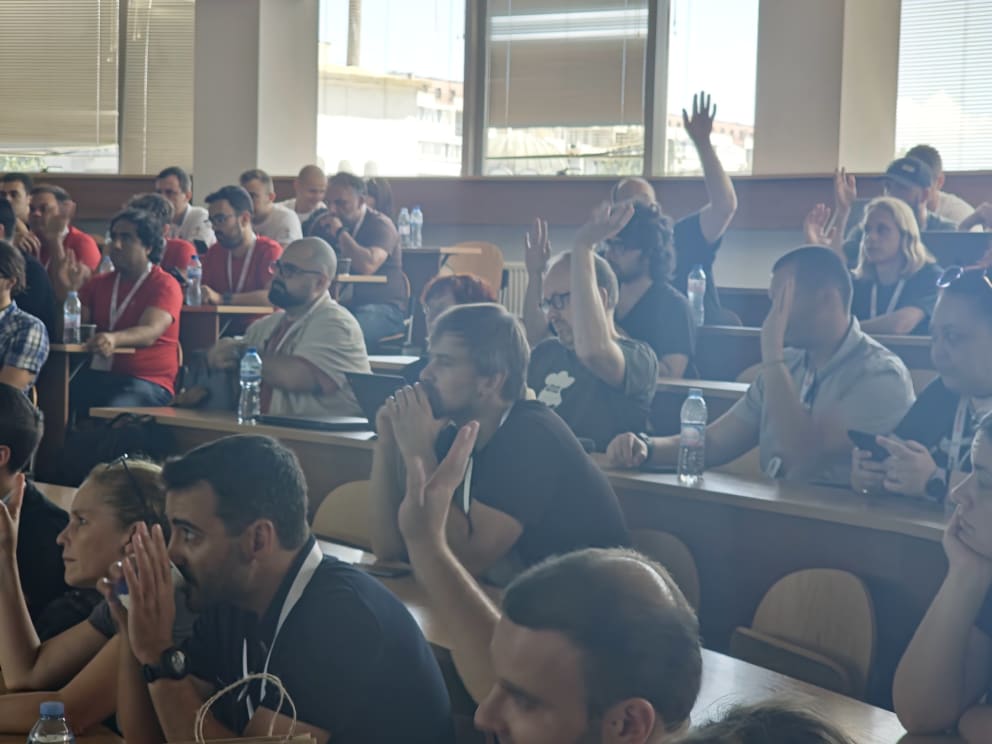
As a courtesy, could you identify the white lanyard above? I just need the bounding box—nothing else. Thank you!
[227,239,257,294]
[798,367,817,412]
[239,542,323,720]
[461,407,512,515]
[946,398,971,478]
[108,263,153,331]
[266,298,325,357]
[869,279,906,319]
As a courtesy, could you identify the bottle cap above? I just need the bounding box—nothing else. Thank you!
[689,387,703,397]
[40,701,65,717]
[246,347,258,354]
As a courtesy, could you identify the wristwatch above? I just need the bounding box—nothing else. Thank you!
[924,470,949,503]
[142,647,189,683]
[635,432,654,465]
[222,290,233,304]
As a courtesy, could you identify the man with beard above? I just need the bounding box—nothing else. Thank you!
[102,434,455,744]
[369,303,628,585]
[207,237,370,417]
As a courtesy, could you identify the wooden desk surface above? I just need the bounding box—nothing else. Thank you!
[369,354,420,373]
[49,344,135,355]
[656,377,749,399]
[336,274,388,283]
[180,305,274,315]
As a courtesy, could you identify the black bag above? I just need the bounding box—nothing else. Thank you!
[56,413,178,486]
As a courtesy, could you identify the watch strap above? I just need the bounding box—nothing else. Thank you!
[142,647,188,683]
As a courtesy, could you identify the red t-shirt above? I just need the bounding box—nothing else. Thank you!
[201,236,282,295]
[40,226,102,272]
[161,238,198,274]
[79,265,183,394]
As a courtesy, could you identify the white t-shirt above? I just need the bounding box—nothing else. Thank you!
[279,198,327,223]
[176,205,215,246]
[254,204,303,248]
[935,191,975,227]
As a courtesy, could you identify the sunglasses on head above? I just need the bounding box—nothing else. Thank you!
[106,454,151,519]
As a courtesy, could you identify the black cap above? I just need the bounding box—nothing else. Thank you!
[885,157,933,190]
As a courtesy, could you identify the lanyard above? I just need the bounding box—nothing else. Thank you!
[461,407,512,515]
[239,542,323,720]
[265,298,325,357]
[108,263,152,331]
[227,239,257,294]
[869,279,906,319]
[798,367,817,412]
[946,398,971,478]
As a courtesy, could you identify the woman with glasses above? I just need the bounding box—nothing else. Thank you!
[0,457,194,733]
[852,267,992,502]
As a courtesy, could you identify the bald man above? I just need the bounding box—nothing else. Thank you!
[280,164,328,234]
[397,424,701,743]
[208,237,371,417]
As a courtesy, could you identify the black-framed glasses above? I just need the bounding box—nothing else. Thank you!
[208,213,236,226]
[106,454,149,517]
[539,292,571,313]
[269,260,325,279]
[937,265,992,290]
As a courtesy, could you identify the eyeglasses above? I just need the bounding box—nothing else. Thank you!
[539,292,571,313]
[269,260,326,279]
[208,213,236,226]
[936,266,992,290]
[106,454,150,519]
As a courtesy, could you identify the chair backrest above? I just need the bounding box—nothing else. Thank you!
[629,529,700,610]
[735,568,876,699]
[439,242,505,293]
[311,479,372,550]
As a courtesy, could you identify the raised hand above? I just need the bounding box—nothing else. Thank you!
[683,91,716,145]
[760,276,795,363]
[56,250,90,293]
[575,201,634,249]
[0,473,26,555]
[524,218,551,277]
[834,168,857,212]
[803,203,837,246]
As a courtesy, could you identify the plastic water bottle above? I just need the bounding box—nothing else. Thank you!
[27,701,75,744]
[677,388,707,486]
[186,255,203,306]
[687,264,706,327]
[397,207,411,249]
[97,254,114,275]
[410,206,423,249]
[63,292,81,344]
[238,348,263,425]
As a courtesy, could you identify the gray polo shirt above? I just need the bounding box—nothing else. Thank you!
[728,318,915,486]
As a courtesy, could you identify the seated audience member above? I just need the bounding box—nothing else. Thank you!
[240,169,303,249]
[679,703,857,744]
[279,165,327,236]
[808,196,941,335]
[107,435,454,744]
[64,208,182,415]
[852,268,992,501]
[959,202,992,237]
[126,193,197,277]
[826,157,956,268]
[1,172,41,256]
[370,304,629,584]
[0,201,57,338]
[608,246,915,485]
[29,185,101,274]
[422,273,497,331]
[907,144,975,227]
[201,185,283,307]
[528,203,659,451]
[154,166,215,249]
[0,384,73,635]
[311,172,408,350]
[893,414,992,741]
[365,176,394,222]
[0,458,193,734]
[0,242,48,391]
[395,429,700,741]
[207,238,370,417]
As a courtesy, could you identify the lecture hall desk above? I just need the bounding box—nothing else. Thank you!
[178,305,274,352]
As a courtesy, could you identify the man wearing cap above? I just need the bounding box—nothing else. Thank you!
[833,156,957,268]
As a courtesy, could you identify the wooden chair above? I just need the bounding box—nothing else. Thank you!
[311,479,373,551]
[438,242,505,293]
[729,568,876,699]
[629,529,700,610]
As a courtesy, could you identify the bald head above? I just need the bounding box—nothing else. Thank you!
[285,237,336,277]
[294,165,329,214]
[613,177,657,208]
[269,237,336,311]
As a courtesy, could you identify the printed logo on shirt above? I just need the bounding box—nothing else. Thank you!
[538,370,575,409]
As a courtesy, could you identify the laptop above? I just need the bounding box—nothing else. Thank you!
[921,231,992,268]
[255,373,406,433]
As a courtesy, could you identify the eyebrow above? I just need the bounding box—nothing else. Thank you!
[499,679,542,706]
[170,518,203,534]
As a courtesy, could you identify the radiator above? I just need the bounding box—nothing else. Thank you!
[502,261,528,316]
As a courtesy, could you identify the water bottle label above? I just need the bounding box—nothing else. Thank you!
[399,225,410,236]
[680,423,705,447]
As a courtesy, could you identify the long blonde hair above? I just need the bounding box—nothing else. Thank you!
[853,196,934,281]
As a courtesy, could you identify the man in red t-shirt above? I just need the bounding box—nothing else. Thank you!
[126,193,198,276]
[28,185,101,274]
[66,208,182,418]
[201,185,282,307]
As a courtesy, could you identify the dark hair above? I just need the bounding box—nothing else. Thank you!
[430,303,530,402]
[0,200,15,239]
[162,435,309,549]
[0,382,43,473]
[1,173,33,193]
[0,240,26,294]
[906,144,943,177]
[205,185,254,216]
[421,273,497,306]
[613,203,675,282]
[772,245,853,311]
[365,177,394,220]
[30,184,71,204]
[127,192,175,223]
[240,168,273,191]
[109,208,166,263]
[678,703,857,744]
[156,166,192,193]
[85,458,170,539]
[941,269,992,324]
[328,172,367,197]
[503,548,702,731]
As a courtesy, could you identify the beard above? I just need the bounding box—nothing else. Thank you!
[268,280,302,309]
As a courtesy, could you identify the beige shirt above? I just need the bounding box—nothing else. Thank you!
[243,294,371,417]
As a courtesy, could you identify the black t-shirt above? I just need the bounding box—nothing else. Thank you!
[434,401,629,574]
[15,255,57,339]
[528,336,658,451]
[184,539,453,744]
[16,481,71,627]
[895,377,983,477]
[672,212,724,324]
[851,263,942,335]
[616,281,695,364]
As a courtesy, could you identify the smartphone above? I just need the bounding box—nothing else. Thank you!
[361,563,412,579]
[848,430,888,461]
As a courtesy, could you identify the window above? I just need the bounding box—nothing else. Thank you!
[317,0,465,176]
[896,0,992,170]
[485,0,647,176]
